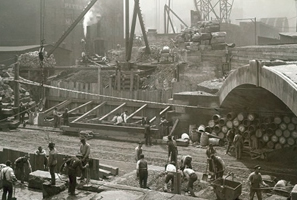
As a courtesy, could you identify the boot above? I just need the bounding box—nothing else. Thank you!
[163,183,168,192]
[189,188,196,197]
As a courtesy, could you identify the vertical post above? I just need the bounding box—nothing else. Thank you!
[130,71,134,91]
[173,171,181,194]
[97,66,101,100]
[125,0,129,59]
[14,55,20,121]
[254,17,257,45]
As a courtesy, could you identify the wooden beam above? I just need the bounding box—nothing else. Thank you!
[149,116,156,124]
[99,102,126,121]
[159,106,171,116]
[72,101,106,123]
[126,104,147,121]
[43,100,71,117]
[68,101,93,114]
[169,119,179,136]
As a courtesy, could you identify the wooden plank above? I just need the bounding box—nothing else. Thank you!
[72,101,106,123]
[159,106,171,116]
[169,119,179,136]
[99,102,126,121]
[149,116,156,124]
[68,101,93,114]
[126,104,147,121]
[42,100,71,117]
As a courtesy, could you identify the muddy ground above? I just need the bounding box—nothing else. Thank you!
[0,127,296,199]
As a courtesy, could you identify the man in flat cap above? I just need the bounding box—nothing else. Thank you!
[247,165,269,200]
[48,142,58,185]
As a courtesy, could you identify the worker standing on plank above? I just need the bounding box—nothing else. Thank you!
[79,137,90,181]
[14,154,32,184]
[233,131,244,159]
[48,142,58,185]
[248,165,269,200]
[136,154,148,188]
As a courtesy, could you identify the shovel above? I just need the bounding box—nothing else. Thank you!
[202,160,208,181]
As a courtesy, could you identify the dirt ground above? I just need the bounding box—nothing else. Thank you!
[0,127,296,199]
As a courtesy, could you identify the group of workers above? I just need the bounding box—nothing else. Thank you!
[0,137,91,198]
[225,127,244,159]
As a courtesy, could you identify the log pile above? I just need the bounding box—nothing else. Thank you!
[204,112,297,150]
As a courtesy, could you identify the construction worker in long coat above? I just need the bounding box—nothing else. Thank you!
[233,131,244,159]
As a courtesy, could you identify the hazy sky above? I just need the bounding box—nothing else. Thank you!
[132,0,297,33]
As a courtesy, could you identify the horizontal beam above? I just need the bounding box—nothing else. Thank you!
[99,103,126,121]
[43,100,71,117]
[126,104,147,121]
[68,101,93,114]
[72,101,106,123]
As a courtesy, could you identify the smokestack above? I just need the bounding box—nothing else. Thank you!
[86,26,92,54]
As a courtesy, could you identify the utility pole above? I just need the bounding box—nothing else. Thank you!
[14,55,20,121]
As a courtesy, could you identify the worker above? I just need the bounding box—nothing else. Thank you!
[35,146,48,170]
[121,111,128,123]
[183,167,198,197]
[164,161,176,192]
[248,165,269,200]
[225,128,235,155]
[113,113,123,125]
[14,154,32,184]
[53,107,60,128]
[136,154,148,189]
[62,108,69,126]
[233,131,244,159]
[79,137,90,181]
[135,141,143,162]
[19,102,27,124]
[159,116,169,138]
[168,136,178,166]
[180,155,192,171]
[48,142,58,185]
[63,153,88,196]
[0,160,17,200]
[144,120,152,146]
[206,143,216,158]
[210,154,225,180]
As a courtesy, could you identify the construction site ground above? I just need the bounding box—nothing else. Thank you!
[0,126,295,200]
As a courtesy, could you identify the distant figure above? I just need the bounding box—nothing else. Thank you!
[180,155,192,171]
[206,144,216,175]
[164,161,176,192]
[19,102,27,124]
[121,111,128,123]
[135,142,143,162]
[79,137,90,181]
[248,165,269,200]
[0,160,17,200]
[14,154,32,184]
[112,113,123,125]
[226,128,235,155]
[168,136,178,165]
[35,146,48,170]
[233,131,244,159]
[136,154,148,189]
[62,108,69,126]
[48,142,58,185]
[63,154,88,196]
[183,168,198,197]
[210,154,225,180]
[159,116,169,138]
[144,120,152,146]
[53,107,60,128]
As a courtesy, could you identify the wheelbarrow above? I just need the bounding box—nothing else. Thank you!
[211,177,242,200]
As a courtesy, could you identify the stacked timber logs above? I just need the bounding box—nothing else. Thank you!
[204,112,297,150]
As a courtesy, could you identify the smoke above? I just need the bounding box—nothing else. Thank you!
[83,7,101,37]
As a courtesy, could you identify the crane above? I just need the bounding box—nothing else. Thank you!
[193,0,234,23]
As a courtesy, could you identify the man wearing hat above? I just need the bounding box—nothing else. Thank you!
[135,141,143,162]
[63,153,88,196]
[14,154,32,184]
[210,154,225,180]
[233,131,244,159]
[248,165,269,200]
[79,137,90,181]
[48,142,58,185]
[167,136,178,165]
[136,154,148,188]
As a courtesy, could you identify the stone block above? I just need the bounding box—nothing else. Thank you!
[42,181,67,198]
[28,170,63,190]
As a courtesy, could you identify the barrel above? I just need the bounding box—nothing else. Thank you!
[213,125,221,133]
[287,123,295,131]
[279,123,287,131]
[275,129,282,137]
[219,118,226,126]
[221,126,228,134]
[271,135,279,143]
[275,143,282,149]
[287,138,295,146]
[255,129,263,138]
[200,132,209,146]
[197,125,205,132]
[274,116,282,124]
[283,130,290,138]
[283,144,290,148]
[269,123,277,130]
[243,119,251,127]
[233,118,240,127]
[237,113,246,121]
[283,116,291,124]
[292,116,297,124]
[247,113,257,121]
[238,124,245,133]
[291,131,297,138]
[226,120,233,129]
[217,132,225,139]
[267,141,274,149]
[248,125,256,132]
[208,138,224,146]
[212,114,221,122]
[260,123,267,130]
[279,136,286,145]
[253,119,260,126]
[243,131,250,139]
[262,133,269,142]
[208,120,215,128]
[266,128,273,135]
[226,112,236,120]
[189,124,198,142]
[205,126,212,133]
